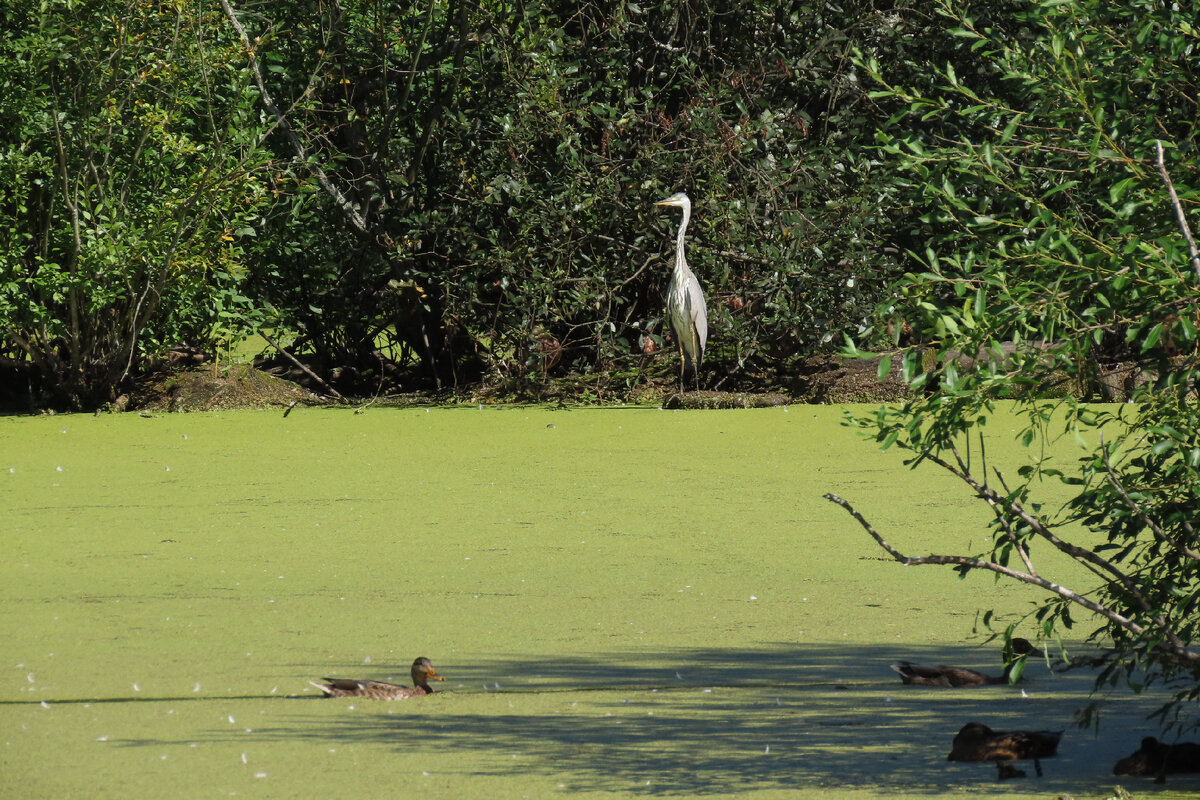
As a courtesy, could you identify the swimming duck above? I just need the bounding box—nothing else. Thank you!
[891,638,1040,687]
[311,656,445,700]
[1114,737,1200,783]
[947,722,1062,779]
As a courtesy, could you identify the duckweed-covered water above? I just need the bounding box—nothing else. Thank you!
[1,405,1188,798]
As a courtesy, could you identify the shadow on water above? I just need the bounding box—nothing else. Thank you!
[0,694,318,706]
[85,642,1197,795]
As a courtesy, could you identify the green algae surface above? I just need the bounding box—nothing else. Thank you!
[1,405,1188,799]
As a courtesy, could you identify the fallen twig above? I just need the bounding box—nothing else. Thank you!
[259,331,345,402]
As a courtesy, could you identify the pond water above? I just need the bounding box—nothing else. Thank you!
[0,405,1189,798]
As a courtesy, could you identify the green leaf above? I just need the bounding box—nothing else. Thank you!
[1041,180,1080,200]
[1151,438,1176,456]
[999,117,1020,143]
[1179,315,1195,341]
[1109,177,1137,204]
[1141,322,1163,352]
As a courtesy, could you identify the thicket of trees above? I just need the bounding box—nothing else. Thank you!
[3,0,939,407]
[3,2,1195,405]
[1,3,269,408]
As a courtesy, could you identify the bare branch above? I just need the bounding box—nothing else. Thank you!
[823,493,1141,628]
[217,0,368,234]
[951,440,1039,577]
[50,100,83,372]
[823,492,1200,668]
[939,453,1196,652]
[822,492,909,564]
[1155,140,1200,284]
[259,331,345,402]
[618,253,658,291]
[921,448,1160,615]
[986,464,1038,577]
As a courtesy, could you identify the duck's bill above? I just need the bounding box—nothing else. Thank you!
[427,668,446,681]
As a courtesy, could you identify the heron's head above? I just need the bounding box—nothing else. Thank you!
[654,192,690,209]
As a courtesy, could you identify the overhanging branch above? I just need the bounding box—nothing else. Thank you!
[823,492,1200,668]
[922,447,1160,617]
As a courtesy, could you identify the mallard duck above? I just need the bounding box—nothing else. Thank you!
[947,722,1062,779]
[891,637,1040,687]
[311,656,445,700]
[1114,737,1200,784]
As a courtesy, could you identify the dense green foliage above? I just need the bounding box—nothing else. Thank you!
[0,2,268,407]
[229,0,914,394]
[3,0,923,403]
[840,0,1200,728]
[6,1,1194,407]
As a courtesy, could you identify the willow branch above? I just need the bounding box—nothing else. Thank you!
[1155,140,1200,284]
[922,448,1159,616]
[986,464,1038,578]
[823,493,1142,630]
[1102,444,1200,563]
[950,441,1037,578]
[823,492,1200,667]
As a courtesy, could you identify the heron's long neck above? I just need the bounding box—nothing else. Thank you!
[674,204,691,275]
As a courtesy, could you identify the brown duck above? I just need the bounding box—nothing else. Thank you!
[311,657,445,700]
[1114,737,1200,783]
[891,638,1041,687]
[948,722,1062,779]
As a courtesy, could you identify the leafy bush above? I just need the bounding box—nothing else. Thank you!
[0,2,268,407]
[836,0,1200,728]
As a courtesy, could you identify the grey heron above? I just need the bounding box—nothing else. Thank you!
[654,192,708,390]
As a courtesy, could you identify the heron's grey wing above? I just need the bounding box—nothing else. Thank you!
[682,273,707,365]
[689,281,708,360]
[666,276,688,345]
[665,300,685,349]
